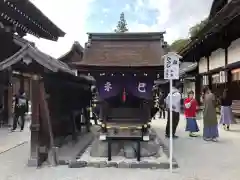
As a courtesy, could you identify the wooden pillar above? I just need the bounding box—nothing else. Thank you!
[195,75,201,103]
[38,80,58,166]
[19,75,24,93]
[28,75,41,167]
[224,45,232,89]
[7,68,13,126]
[206,56,212,89]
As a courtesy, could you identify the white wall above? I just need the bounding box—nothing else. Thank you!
[199,57,207,73]
[209,48,225,70]
[228,38,240,64]
[183,81,195,99]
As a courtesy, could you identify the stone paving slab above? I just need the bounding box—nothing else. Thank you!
[57,126,99,165]
[1,115,240,179]
[0,127,30,154]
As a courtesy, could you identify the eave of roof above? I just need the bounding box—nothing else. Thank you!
[0,36,73,74]
[179,62,198,76]
[209,0,228,19]
[0,0,65,41]
[88,32,166,41]
[58,41,84,61]
[179,0,240,57]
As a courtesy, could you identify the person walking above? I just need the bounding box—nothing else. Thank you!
[11,91,28,132]
[165,85,181,138]
[184,90,199,137]
[202,86,219,142]
[159,91,166,119]
[219,89,234,131]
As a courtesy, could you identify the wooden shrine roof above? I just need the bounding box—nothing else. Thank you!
[0,0,65,40]
[179,0,240,61]
[72,32,167,67]
[0,37,72,74]
[209,0,228,19]
[58,42,84,63]
[0,36,95,85]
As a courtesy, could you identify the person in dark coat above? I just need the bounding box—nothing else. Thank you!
[12,91,28,131]
[159,91,166,119]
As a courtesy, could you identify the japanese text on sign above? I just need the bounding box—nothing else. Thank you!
[164,53,180,80]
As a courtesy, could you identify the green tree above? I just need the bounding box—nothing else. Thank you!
[170,39,190,52]
[189,18,208,38]
[114,12,128,33]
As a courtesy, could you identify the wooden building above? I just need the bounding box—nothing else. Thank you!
[179,0,240,113]
[0,1,96,166]
[0,36,94,166]
[61,32,168,93]
[0,0,66,125]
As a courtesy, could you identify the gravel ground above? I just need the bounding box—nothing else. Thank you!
[0,115,240,180]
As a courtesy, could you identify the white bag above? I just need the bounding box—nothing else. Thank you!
[185,99,193,109]
[185,102,191,109]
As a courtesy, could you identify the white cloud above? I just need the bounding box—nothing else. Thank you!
[123,4,131,12]
[24,0,212,58]
[26,0,94,58]
[129,0,212,44]
[102,8,110,13]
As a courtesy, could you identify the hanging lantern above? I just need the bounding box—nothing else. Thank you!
[122,88,126,102]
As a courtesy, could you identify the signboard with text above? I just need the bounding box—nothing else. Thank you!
[164,52,181,80]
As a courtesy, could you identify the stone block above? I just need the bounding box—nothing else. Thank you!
[58,160,68,165]
[68,160,87,168]
[88,161,100,168]
[106,162,118,168]
[118,162,130,168]
[27,158,39,167]
[90,139,121,157]
[123,142,136,159]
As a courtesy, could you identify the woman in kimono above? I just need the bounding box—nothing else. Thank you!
[184,90,199,137]
[219,89,234,130]
[202,86,219,142]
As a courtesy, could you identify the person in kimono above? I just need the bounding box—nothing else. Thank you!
[165,85,181,138]
[219,89,234,130]
[202,86,219,142]
[12,91,28,131]
[184,90,199,137]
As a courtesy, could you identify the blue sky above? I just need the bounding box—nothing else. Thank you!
[27,0,213,58]
[85,0,160,32]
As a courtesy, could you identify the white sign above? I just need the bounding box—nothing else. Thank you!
[163,52,181,80]
[162,52,182,173]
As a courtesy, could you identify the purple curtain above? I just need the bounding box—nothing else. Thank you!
[126,78,154,99]
[96,77,121,99]
[96,77,154,100]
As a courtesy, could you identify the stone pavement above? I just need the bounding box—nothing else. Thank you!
[1,116,240,180]
[0,123,30,154]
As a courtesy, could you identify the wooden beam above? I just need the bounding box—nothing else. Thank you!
[28,75,41,167]
[38,80,58,166]
[7,68,13,126]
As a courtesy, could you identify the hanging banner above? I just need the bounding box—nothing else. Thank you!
[97,78,121,99]
[126,78,154,99]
